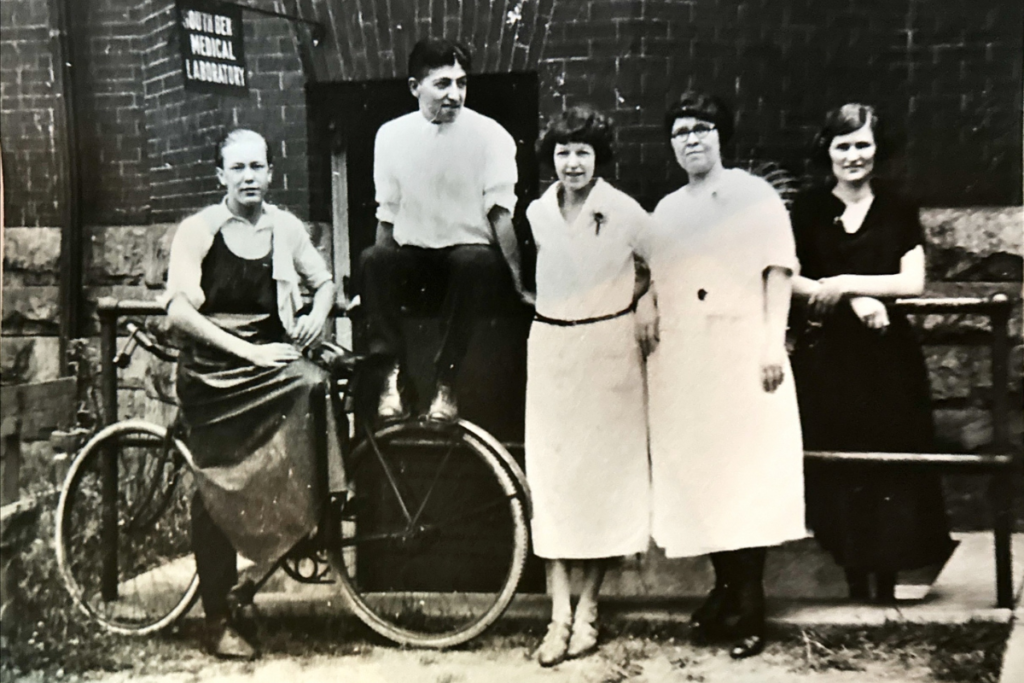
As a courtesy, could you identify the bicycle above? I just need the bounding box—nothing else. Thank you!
[55,319,532,648]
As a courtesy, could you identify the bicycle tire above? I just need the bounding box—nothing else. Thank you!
[55,420,200,635]
[326,419,529,648]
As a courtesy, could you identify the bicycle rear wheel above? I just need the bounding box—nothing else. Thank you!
[56,420,199,635]
[327,419,529,648]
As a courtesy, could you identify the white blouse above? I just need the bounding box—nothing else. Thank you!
[528,178,654,321]
[374,108,518,248]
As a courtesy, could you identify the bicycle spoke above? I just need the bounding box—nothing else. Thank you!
[409,436,459,527]
[417,495,519,533]
[362,424,414,524]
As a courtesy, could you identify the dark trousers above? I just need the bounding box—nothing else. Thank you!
[359,243,509,381]
[191,492,236,622]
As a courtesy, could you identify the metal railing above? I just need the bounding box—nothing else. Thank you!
[95,294,1019,607]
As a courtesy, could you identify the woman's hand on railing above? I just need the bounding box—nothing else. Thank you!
[808,275,848,316]
[849,296,890,331]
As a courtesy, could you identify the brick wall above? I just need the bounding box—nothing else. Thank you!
[0,0,65,228]
[0,0,310,230]
[74,0,149,224]
[533,0,1023,209]
[140,0,310,224]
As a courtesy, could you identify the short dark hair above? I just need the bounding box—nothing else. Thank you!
[811,103,886,168]
[536,105,615,167]
[663,91,734,144]
[407,38,472,81]
[216,129,273,168]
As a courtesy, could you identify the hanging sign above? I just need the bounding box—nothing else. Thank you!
[177,0,248,95]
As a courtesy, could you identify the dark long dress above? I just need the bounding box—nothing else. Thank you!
[789,184,956,573]
[177,232,330,573]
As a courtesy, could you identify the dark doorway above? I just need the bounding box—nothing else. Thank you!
[307,73,543,593]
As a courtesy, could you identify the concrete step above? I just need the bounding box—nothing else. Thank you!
[248,532,1021,627]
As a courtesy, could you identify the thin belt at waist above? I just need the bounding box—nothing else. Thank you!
[534,301,637,327]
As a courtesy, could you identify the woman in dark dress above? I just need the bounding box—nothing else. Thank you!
[164,129,337,658]
[789,104,955,602]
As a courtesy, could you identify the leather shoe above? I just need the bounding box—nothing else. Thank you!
[535,620,571,667]
[207,620,257,660]
[729,634,765,659]
[378,364,407,420]
[426,382,458,421]
[690,585,732,643]
[566,618,599,659]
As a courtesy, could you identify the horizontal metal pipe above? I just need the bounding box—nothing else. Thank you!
[805,451,1017,467]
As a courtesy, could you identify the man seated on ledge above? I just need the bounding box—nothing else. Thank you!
[361,37,526,422]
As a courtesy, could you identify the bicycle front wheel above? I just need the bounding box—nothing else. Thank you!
[55,420,199,635]
[327,419,529,648]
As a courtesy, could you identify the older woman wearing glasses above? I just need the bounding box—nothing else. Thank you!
[646,92,807,659]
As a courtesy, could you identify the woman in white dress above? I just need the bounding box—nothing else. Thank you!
[524,106,658,666]
[647,92,806,658]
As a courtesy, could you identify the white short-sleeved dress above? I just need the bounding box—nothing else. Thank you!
[525,178,653,559]
[648,169,807,559]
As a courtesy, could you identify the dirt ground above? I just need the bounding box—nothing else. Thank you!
[1,617,1008,683]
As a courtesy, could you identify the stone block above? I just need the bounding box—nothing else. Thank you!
[117,338,176,402]
[922,207,1024,283]
[0,337,61,386]
[1,227,62,287]
[924,345,991,401]
[0,286,60,335]
[934,406,1024,452]
[117,388,177,425]
[1010,344,1023,395]
[87,225,170,286]
[922,207,1024,256]
[144,223,177,288]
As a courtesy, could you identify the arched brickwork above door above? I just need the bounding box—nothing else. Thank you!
[290,0,556,80]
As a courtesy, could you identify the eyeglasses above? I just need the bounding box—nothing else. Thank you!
[671,123,716,140]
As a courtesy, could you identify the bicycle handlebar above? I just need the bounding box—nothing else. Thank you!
[113,323,179,367]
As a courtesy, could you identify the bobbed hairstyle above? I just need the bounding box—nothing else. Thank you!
[811,103,886,168]
[536,105,615,167]
[407,38,473,81]
[216,129,273,168]
[663,91,734,144]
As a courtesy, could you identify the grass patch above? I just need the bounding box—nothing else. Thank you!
[2,588,1011,683]
[775,622,1010,683]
